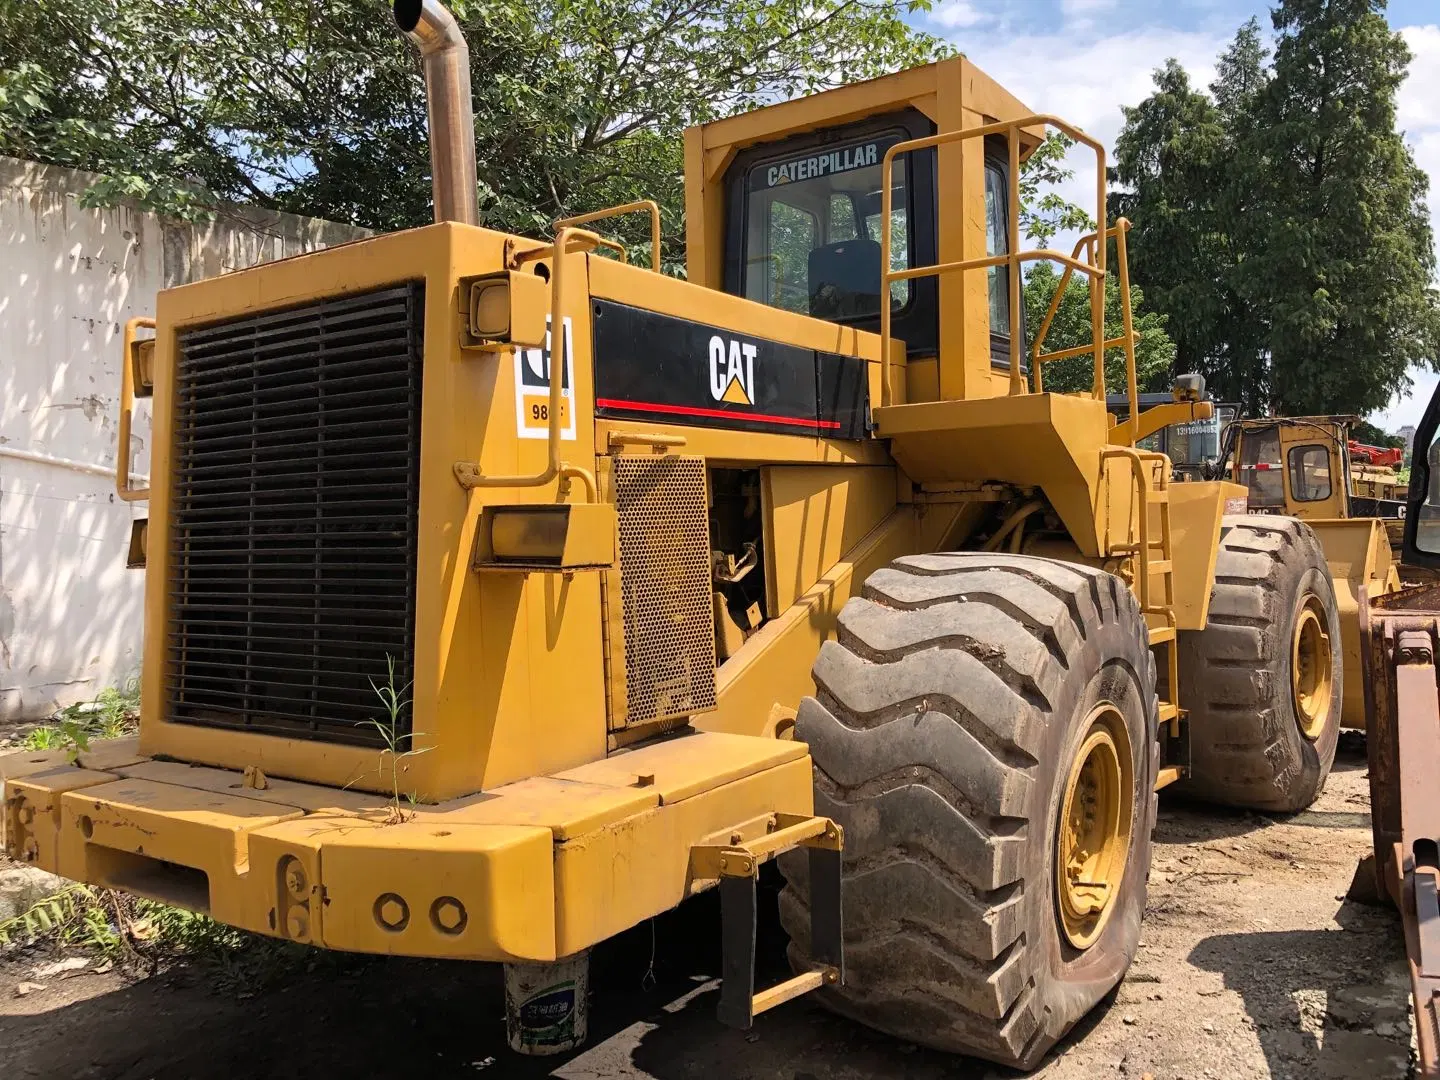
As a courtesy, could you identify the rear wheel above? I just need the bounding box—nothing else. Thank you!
[1177,516,1342,811]
[779,553,1158,1069]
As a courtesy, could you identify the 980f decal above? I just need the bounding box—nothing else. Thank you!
[514,316,576,441]
[592,301,868,440]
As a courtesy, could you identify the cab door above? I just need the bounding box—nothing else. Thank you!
[1277,421,1348,519]
[1231,422,1288,514]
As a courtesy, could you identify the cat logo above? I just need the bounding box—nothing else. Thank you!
[708,334,758,406]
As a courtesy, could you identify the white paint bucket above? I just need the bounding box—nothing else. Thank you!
[503,950,590,1055]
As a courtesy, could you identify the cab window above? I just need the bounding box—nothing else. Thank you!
[985,163,1010,336]
[1240,426,1284,506]
[742,133,910,320]
[1288,444,1332,502]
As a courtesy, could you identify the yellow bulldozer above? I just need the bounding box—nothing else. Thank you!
[0,0,1399,1068]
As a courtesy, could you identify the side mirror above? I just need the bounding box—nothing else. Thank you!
[1402,383,1440,568]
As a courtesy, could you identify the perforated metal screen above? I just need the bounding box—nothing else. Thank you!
[612,455,717,724]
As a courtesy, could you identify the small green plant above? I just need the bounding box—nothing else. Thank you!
[356,656,429,824]
[0,885,91,948]
[21,678,140,761]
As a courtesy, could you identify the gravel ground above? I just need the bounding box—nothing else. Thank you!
[0,735,1415,1079]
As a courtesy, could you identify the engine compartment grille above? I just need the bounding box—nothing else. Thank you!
[166,284,424,746]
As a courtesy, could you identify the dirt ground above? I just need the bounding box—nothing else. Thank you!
[0,734,1414,1080]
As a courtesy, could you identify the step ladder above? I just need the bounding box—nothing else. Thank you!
[692,813,845,1029]
[1102,448,1187,788]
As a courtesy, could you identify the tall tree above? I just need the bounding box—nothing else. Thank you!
[1112,0,1440,417]
[0,0,945,267]
[1110,60,1238,400]
[1250,0,1439,416]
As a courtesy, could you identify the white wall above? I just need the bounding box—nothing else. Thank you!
[0,158,369,721]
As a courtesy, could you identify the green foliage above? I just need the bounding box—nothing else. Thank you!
[21,679,139,760]
[0,0,946,269]
[0,882,329,987]
[1352,419,1405,447]
[1024,262,1178,396]
[1019,133,1095,246]
[1112,2,1440,417]
[0,886,93,949]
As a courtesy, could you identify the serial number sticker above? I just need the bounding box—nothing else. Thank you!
[514,316,576,441]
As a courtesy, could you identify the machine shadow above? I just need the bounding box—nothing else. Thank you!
[0,870,1020,1080]
[1187,898,1412,1079]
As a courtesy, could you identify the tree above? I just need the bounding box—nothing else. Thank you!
[1112,1,1440,418]
[0,0,945,268]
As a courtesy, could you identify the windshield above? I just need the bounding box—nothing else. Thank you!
[742,133,910,320]
[1168,415,1222,465]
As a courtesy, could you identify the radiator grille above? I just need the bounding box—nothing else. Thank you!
[613,455,717,724]
[166,284,424,747]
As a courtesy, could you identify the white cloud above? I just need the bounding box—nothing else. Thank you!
[1060,0,1119,32]
[929,13,1440,429]
[932,0,991,30]
[959,25,1230,251]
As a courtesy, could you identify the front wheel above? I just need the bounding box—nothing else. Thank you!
[779,553,1159,1070]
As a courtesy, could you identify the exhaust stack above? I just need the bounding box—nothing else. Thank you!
[394,0,479,226]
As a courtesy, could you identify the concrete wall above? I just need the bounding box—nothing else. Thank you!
[0,157,369,721]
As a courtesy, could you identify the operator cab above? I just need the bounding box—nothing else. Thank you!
[685,59,1048,399]
[718,111,1015,367]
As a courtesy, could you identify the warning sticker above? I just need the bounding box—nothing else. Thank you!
[514,316,576,441]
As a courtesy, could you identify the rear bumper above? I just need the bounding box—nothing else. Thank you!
[1,731,813,962]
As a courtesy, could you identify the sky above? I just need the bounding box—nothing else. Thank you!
[907,0,1440,431]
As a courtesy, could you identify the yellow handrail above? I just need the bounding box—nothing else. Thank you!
[454,226,605,492]
[117,316,156,503]
[1028,219,1142,443]
[553,199,662,272]
[878,115,1136,416]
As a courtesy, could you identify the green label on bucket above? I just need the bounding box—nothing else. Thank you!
[518,981,577,1046]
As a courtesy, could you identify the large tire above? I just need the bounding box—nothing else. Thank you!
[779,553,1158,1070]
[1177,516,1342,812]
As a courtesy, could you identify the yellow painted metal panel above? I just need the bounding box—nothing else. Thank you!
[421,777,659,841]
[552,755,814,956]
[139,223,609,801]
[765,465,897,610]
[0,748,73,785]
[314,819,556,962]
[117,759,375,814]
[1309,517,1401,729]
[876,393,1109,555]
[4,768,118,870]
[555,730,807,804]
[596,420,894,467]
[58,779,304,926]
[1167,481,1246,630]
[689,64,942,159]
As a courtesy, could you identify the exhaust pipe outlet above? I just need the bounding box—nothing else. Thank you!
[394,0,479,226]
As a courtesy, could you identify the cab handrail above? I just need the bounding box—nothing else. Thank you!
[553,199,663,272]
[877,114,1141,441]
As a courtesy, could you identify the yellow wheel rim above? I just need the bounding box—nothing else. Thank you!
[1057,705,1134,950]
[1292,598,1332,741]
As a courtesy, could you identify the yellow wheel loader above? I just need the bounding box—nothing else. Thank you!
[0,0,1391,1067]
